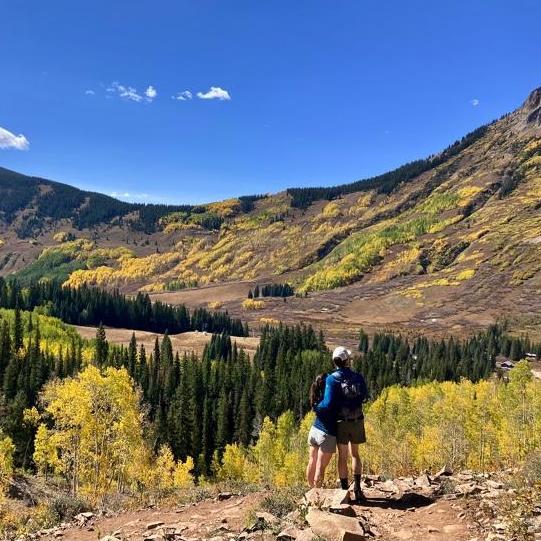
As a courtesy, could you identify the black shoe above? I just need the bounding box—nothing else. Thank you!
[354,488,366,503]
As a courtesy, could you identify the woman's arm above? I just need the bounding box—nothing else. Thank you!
[315,376,337,415]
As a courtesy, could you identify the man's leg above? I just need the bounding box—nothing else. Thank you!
[314,450,333,487]
[337,443,350,489]
[306,445,319,488]
[349,443,364,500]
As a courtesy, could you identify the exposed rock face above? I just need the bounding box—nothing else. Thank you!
[306,509,366,541]
[525,87,541,126]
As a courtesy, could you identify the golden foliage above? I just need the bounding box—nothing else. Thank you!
[0,429,15,496]
[216,363,541,483]
[456,268,476,281]
[208,301,224,310]
[259,317,280,326]
[41,366,146,501]
[242,299,264,310]
[64,252,181,288]
[52,231,75,243]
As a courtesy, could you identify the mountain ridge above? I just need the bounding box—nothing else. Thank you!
[1,86,541,339]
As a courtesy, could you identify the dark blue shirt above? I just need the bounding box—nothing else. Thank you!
[313,368,368,435]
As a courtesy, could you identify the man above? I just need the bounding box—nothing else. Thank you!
[315,346,368,501]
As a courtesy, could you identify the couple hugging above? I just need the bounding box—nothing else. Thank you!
[306,346,368,502]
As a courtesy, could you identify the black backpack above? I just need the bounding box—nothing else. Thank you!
[333,371,365,420]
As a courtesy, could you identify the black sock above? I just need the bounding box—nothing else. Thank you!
[354,474,361,491]
[340,478,349,490]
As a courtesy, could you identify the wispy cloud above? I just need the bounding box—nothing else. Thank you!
[0,126,29,150]
[107,81,158,103]
[196,86,231,101]
[172,90,193,101]
[470,98,480,106]
[110,191,151,202]
[107,82,143,102]
[85,89,95,96]
[145,85,157,101]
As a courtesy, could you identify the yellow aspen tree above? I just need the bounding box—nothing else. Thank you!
[0,430,15,496]
[33,424,60,479]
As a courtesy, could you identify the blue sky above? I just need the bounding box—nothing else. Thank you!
[1,1,540,204]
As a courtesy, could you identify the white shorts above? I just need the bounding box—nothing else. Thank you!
[308,426,336,454]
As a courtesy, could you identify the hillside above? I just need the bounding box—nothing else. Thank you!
[1,87,541,339]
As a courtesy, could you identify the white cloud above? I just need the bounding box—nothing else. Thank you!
[111,191,151,201]
[172,90,193,101]
[145,85,157,101]
[0,126,30,150]
[470,98,480,106]
[107,81,144,103]
[85,89,95,95]
[196,86,231,101]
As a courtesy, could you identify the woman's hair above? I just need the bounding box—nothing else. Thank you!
[309,373,327,409]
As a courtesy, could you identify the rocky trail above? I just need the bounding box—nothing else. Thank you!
[32,471,535,541]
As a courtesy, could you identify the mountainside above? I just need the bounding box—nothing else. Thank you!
[1,87,541,339]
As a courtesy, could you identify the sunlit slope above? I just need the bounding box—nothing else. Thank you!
[3,87,541,302]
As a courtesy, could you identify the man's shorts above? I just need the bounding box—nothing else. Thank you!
[307,426,337,454]
[336,418,367,445]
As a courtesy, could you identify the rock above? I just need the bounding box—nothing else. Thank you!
[329,505,357,517]
[306,509,366,541]
[486,534,506,541]
[284,509,302,523]
[218,492,233,501]
[435,465,453,477]
[305,488,350,508]
[427,527,440,533]
[486,480,503,490]
[455,483,482,496]
[75,511,95,524]
[415,474,432,488]
[147,521,166,530]
[296,529,318,541]
[99,537,121,541]
[144,535,165,541]
[245,512,279,532]
[277,526,303,541]
[256,511,280,525]
[377,480,399,493]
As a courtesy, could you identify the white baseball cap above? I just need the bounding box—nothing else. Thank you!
[332,346,352,362]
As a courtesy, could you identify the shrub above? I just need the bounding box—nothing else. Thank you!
[242,299,264,310]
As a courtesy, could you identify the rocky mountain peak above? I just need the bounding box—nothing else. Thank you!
[524,85,541,125]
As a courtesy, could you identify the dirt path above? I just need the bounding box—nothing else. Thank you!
[38,491,478,541]
[40,493,262,541]
[356,498,472,541]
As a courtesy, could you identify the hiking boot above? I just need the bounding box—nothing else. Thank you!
[354,487,366,503]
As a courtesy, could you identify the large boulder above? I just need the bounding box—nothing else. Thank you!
[306,509,365,541]
[304,489,350,508]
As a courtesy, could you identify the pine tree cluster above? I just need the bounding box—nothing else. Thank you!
[0,278,248,336]
[248,283,294,299]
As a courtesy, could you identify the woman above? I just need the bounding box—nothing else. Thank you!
[306,373,337,487]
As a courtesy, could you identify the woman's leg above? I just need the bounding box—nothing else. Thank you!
[314,450,333,487]
[306,445,319,487]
